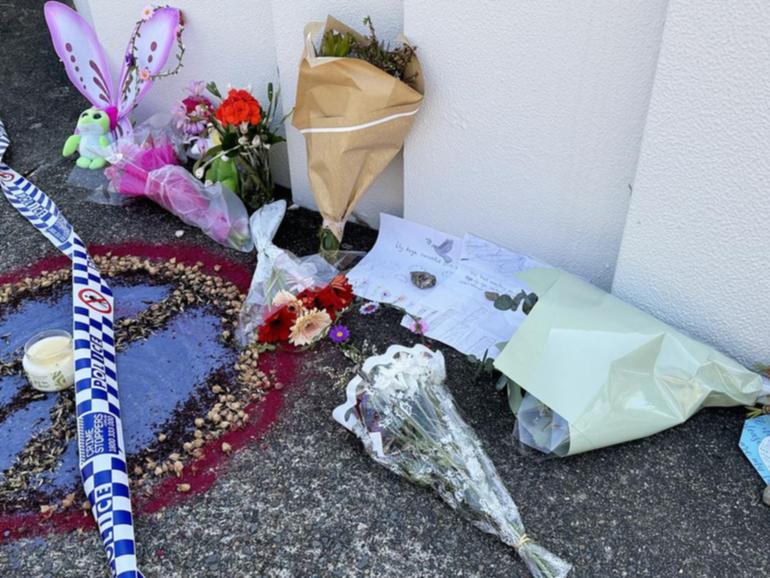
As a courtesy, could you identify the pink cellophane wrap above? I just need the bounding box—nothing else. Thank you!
[105,141,253,252]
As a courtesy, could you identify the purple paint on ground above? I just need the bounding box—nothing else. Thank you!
[118,308,235,453]
[0,282,172,361]
[0,281,237,500]
[0,374,24,406]
[0,395,57,473]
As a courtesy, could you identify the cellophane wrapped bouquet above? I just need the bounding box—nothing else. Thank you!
[184,81,287,212]
[333,344,571,578]
[102,116,253,251]
[293,16,424,262]
[237,200,355,345]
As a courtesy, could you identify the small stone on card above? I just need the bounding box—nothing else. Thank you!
[410,271,436,289]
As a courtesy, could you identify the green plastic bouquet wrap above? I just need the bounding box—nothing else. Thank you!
[495,269,769,456]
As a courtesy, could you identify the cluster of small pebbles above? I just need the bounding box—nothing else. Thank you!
[0,254,273,515]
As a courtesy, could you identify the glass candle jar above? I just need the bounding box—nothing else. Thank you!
[22,329,75,392]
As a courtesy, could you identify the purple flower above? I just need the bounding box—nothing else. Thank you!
[407,318,429,335]
[359,302,380,315]
[124,52,136,68]
[329,324,350,344]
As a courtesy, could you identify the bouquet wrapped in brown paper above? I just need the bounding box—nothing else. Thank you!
[292,16,424,261]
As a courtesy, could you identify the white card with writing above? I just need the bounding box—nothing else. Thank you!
[347,214,461,313]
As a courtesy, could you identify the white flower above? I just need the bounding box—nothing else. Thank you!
[251,135,262,147]
[272,290,298,308]
[289,308,331,347]
[141,6,154,21]
[194,168,204,179]
[238,136,249,146]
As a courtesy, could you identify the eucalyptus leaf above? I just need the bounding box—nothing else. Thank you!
[494,294,513,310]
[522,292,539,315]
[510,291,526,311]
[206,81,222,98]
[485,291,499,301]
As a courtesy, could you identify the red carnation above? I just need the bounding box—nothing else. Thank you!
[329,275,354,308]
[257,305,297,343]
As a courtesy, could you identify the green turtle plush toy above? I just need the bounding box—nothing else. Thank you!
[205,156,240,194]
[62,107,112,169]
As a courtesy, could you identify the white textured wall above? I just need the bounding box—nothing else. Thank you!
[403,0,668,288]
[73,0,289,187]
[613,0,770,366]
[270,1,405,229]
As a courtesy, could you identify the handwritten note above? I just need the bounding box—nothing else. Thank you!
[403,234,549,358]
[349,215,551,358]
[347,214,461,313]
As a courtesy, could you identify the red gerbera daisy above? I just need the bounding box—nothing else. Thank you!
[257,305,297,343]
[330,275,354,304]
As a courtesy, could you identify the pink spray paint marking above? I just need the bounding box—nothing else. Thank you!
[0,242,299,541]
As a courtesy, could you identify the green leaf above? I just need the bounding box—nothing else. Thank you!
[221,131,239,151]
[484,291,499,301]
[510,290,527,311]
[522,292,539,315]
[198,144,222,164]
[206,81,222,99]
[494,294,513,310]
[507,380,524,415]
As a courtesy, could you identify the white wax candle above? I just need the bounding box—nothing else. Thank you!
[22,330,75,392]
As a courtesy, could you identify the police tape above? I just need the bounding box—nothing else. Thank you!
[0,120,144,578]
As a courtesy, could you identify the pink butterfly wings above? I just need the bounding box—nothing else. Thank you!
[117,7,181,118]
[44,1,114,109]
[44,2,181,131]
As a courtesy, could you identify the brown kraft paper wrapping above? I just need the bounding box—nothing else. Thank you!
[292,17,424,250]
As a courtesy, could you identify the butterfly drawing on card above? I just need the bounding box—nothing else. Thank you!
[426,238,455,263]
[44,2,183,168]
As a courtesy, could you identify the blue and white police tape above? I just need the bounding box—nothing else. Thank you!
[0,119,144,578]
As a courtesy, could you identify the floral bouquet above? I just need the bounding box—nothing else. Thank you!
[238,200,362,345]
[187,82,287,212]
[103,119,253,251]
[255,273,354,347]
[333,344,572,578]
[171,80,215,158]
[292,16,424,261]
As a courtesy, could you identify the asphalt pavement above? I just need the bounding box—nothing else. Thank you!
[1,2,768,576]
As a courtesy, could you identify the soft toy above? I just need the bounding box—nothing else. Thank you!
[44,2,183,168]
[205,156,240,194]
[62,107,112,169]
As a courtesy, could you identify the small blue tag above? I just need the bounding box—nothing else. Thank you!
[739,415,770,485]
[79,412,120,460]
